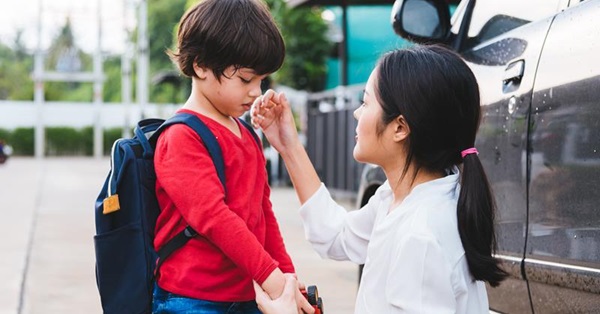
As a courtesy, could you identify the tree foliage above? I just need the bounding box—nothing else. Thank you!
[0,41,33,100]
[147,0,188,103]
[0,0,330,102]
[266,0,331,92]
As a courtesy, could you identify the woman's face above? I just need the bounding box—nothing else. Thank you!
[353,69,386,164]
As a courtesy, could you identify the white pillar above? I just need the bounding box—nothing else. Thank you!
[34,0,44,159]
[93,0,104,158]
[121,0,133,138]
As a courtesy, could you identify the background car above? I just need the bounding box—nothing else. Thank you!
[356,0,600,312]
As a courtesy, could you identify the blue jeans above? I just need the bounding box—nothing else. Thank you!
[152,283,261,314]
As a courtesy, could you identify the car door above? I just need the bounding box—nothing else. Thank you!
[450,0,564,312]
[526,1,600,312]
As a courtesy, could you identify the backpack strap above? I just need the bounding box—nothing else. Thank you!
[135,118,167,159]
[151,113,226,189]
[155,225,199,274]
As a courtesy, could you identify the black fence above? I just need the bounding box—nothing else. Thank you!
[305,85,365,195]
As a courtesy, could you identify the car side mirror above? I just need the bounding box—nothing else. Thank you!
[391,0,450,43]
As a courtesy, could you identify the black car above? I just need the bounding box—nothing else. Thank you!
[356,0,600,312]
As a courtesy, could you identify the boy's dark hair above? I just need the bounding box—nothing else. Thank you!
[375,44,508,287]
[169,0,285,80]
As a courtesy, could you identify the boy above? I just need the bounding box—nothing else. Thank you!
[152,0,312,313]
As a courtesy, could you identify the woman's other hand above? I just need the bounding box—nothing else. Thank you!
[254,274,315,314]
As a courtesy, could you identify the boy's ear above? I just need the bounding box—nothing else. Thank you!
[392,115,410,142]
[193,62,209,80]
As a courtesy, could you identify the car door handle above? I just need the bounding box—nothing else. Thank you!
[503,60,525,93]
[503,60,525,84]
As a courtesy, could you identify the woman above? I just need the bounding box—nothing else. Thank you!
[252,45,507,313]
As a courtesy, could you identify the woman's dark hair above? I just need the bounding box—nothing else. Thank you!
[169,0,285,80]
[375,44,508,286]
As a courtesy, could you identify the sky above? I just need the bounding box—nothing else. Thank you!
[0,0,134,54]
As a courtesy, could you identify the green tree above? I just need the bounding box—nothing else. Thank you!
[0,0,331,102]
[147,0,188,103]
[46,17,87,73]
[102,56,123,103]
[13,29,29,62]
[266,0,331,92]
[39,18,123,103]
[44,18,95,101]
[0,42,33,100]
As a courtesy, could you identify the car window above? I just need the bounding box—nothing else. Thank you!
[451,0,562,51]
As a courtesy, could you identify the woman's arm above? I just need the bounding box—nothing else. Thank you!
[251,90,320,204]
[299,184,377,263]
[252,91,378,263]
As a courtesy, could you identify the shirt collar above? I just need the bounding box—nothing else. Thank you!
[379,166,460,201]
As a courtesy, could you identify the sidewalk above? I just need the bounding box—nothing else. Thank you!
[0,157,357,314]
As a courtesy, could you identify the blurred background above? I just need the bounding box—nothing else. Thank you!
[0,0,406,160]
[0,0,412,313]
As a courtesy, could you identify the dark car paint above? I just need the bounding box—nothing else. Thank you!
[357,0,600,312]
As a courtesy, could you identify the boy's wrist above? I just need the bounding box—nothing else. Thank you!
[261,268,286,299]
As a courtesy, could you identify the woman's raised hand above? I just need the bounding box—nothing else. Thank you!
[251,89,300,154]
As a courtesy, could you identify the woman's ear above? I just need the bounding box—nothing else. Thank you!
[392,115,410,142]
[193,62,209,80]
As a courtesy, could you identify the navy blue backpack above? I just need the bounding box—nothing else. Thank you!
[94,113,258,314]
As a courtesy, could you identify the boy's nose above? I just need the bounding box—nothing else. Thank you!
[249,84,262,97]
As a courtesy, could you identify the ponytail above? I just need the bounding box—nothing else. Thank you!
[458,153,508,287]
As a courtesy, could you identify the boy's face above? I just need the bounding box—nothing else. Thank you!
[196,65,268,118]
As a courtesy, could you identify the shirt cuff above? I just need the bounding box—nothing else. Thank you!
[253,261,279,285]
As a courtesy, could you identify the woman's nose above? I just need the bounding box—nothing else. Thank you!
[353,107,361,120]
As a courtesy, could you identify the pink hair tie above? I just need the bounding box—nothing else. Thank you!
[461,147,478,158]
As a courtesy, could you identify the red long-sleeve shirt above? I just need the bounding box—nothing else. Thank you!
[153,109,294,302]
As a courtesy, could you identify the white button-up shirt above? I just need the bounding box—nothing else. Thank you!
[299,171,489,313]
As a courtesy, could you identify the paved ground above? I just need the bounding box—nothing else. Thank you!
[0,157,357,314]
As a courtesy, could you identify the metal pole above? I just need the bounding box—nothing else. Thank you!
[340,0,348,86]
[137,0,149,119]
[34,0,45,159]
[93,0,104,158]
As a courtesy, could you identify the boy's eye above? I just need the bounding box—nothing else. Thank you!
[240,77,252,84]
